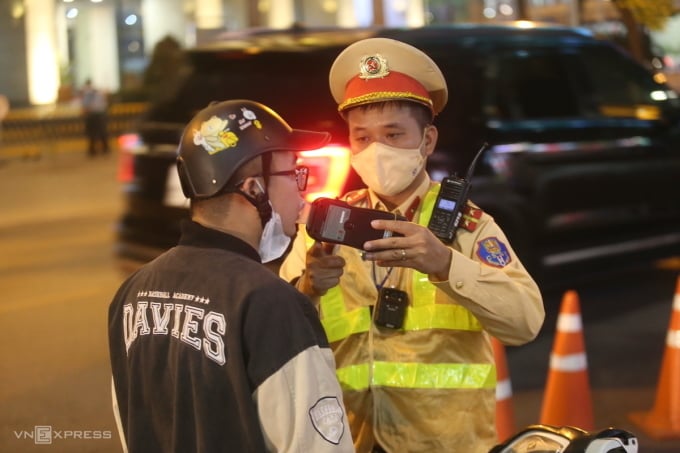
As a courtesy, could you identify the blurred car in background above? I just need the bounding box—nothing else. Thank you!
[116,23,680,286]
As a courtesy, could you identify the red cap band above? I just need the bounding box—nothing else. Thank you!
[339,71,434,113]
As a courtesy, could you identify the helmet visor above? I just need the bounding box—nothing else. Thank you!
[284,129,331,152]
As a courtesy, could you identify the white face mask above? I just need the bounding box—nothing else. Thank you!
[350,138,425,196]
[259,203,291,263]
[254,180,291,263]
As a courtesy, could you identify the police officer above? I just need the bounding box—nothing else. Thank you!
[109,100,355,452]
[280,39,545,452]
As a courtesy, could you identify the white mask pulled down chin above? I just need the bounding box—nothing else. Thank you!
[259,204,291,263]
[254,179,291,263]
[350,138,425,196]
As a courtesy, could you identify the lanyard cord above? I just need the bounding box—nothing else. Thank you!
[366,193,422,291]
[372,262,394,290]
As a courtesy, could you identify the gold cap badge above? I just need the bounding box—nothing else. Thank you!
[359,54,389,79]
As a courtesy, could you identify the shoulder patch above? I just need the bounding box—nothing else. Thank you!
[309,396,345,445]
[476,237,512,268]
[343,189,368,206]
[460,203,483,232]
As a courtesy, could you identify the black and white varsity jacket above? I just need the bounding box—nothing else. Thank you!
[108,220,353,453]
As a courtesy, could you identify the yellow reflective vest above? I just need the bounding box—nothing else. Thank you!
[312,184,497,453]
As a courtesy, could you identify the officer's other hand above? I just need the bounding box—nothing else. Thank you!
[362,220,452,281]
[298,241,346,298]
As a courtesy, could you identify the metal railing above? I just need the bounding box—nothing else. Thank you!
[0,102,148,159]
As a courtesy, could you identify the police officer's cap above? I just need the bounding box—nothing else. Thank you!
[177,99,330,199]
[329,37,448,116]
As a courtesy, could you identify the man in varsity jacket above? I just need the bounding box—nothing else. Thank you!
[108,99,354,452]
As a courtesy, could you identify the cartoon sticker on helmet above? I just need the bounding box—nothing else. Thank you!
[192,107,265,155]
[476,237,512,268]
[193,115,239,154]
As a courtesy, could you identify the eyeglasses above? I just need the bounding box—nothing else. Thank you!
[264,165,309,191]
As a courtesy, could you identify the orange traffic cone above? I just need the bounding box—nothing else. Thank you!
[492,337,516,442]
[539,290,594,430]
[629,275,680,439]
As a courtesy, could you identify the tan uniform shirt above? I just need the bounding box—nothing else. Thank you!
[281,176,544,452]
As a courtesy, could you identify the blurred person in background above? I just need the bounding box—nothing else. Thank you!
[280,38,545,453]
[80,78,110,157]
[0,94,8,157]
[109,99,355,453]
[142,35,188,104]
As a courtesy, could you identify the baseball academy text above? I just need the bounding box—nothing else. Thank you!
[124,291,226,365]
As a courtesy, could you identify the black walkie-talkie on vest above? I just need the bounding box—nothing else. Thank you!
[427,142,489,243]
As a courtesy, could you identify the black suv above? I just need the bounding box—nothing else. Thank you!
[116,24,680,286]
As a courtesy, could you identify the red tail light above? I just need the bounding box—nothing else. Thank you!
[298,145,351,202]
[117,133,140,183]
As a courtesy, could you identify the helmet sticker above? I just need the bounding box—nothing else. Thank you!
[192,107,262,155]
[193,115,239,155]
[476,236,512,268]
[237,107,263,131]
[309,396,345,445]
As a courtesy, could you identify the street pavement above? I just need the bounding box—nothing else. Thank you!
[1,141,679,452]
[0,145,123,453]
[506,280,680,452]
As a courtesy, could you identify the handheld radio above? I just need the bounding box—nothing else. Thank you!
[427,142,489,243]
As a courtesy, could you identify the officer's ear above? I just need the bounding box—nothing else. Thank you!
[423,124,438,157]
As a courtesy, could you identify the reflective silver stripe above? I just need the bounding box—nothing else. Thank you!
[667,330,680,349]
[549,352,588,372]
[556,313,582,333]
[496,378,512,401]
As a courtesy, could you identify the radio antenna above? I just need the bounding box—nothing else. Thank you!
[464,142,489,181]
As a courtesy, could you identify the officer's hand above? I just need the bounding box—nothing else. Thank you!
[298,241,346,298]
[362,220,452,281]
